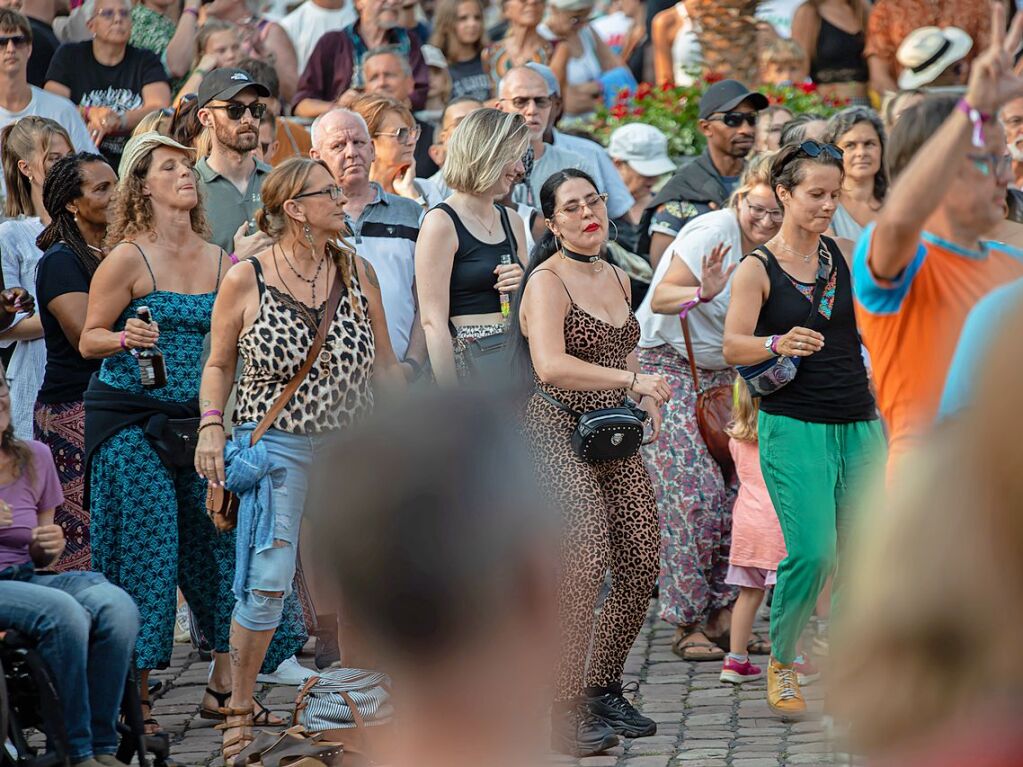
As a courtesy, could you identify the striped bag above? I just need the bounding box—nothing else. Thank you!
[294,668,393,749]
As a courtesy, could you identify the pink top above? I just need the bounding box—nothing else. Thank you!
[0,441,64,571]
[728,438,786,570]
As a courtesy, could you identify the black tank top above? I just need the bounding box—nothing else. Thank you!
[436,202,514,316]
[752,238,875,424]
[812,17,869,85]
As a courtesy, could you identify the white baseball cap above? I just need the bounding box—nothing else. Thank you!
[897,26,973,90]
[421,44,448,70]
[607,124,676,178]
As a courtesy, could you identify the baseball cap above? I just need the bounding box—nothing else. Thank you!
[118,132,194,182]
[550,0,593,10]
[608,124,676,177]
[197,68,271,109]
[422,44,448,69]
[525,62,561,97]
[897,26,973,89]
[698,79,768,120]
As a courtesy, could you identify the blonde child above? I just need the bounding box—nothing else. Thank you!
[721,379,818,685]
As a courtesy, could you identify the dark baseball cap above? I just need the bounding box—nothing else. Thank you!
[698,80,769,120]
[197,68,271,109]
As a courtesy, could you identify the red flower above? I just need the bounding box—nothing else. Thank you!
[798,82,817,94]
[632,107,644,116]
[704,71,724,84]
[661,81,675,92]
[636,82,652,98]
[610,104,628,119]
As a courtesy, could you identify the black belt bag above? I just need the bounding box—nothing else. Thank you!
[144,414,201,470]
[536,389,648,462]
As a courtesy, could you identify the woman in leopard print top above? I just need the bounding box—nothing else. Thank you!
[195,157,405,764]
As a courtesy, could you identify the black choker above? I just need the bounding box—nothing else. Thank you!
[561,246,604,271]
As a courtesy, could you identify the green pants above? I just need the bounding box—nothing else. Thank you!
[758,412,886,664]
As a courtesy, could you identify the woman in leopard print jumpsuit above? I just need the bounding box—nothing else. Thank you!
[516,169,672,758]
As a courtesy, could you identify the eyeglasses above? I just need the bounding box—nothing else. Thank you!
[205,101,267,120]
[502,96,552,110]
[293,184,344,201]
[556,192,607,216]
[744,199,784,223]
[93,8,131,20]
[708,111,758,128]
[374,125,421,144]
[968,152,1012,178]
[0,34,29,49]
[796,140,843,160]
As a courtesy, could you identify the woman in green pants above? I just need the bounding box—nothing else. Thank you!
[723,140,886,719]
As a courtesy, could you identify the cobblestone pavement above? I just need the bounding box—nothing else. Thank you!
[149,605,841,766]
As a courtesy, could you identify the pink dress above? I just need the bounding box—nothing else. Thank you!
[726,438,786,587]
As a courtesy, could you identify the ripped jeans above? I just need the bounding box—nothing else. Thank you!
[231,425,332,632]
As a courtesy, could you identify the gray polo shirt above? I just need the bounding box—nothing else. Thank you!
[196,157,272,253]
[513,142,600,209]
[345,183,422,360]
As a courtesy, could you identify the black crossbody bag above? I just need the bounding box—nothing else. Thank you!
[536,389,649,462]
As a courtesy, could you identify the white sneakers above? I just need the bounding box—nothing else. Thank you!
[256,655,315,685]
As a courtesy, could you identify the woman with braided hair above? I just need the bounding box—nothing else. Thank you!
[33,151,117,572]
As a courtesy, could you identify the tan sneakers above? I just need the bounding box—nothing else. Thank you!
[767,657,807,719]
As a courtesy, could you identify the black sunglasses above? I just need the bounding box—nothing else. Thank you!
[206,101,266,120]
[796,140,843,160]
[0,34,29,49]
[709,111,758,128]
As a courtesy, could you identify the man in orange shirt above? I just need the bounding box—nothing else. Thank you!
[853,5,1023,474]
[866,0,991,95]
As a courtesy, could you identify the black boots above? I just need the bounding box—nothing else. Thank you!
[551,682,656,756]
[586,681,657,738]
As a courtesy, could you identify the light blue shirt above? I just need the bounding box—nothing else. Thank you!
[552,128,635,220]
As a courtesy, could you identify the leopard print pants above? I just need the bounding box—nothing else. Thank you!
[525,395,660,700]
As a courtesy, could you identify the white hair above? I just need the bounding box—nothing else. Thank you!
[311,108,370,148]
[82,0,130,20]
[362,46,413,77]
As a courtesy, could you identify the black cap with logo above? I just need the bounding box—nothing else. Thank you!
[197,68,271,109]
[698,80,769,120]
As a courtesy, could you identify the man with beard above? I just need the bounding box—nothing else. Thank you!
[638,80,767,268]
[1000,97,1023,223]
[311,107,427,382]
[195,68,275,255]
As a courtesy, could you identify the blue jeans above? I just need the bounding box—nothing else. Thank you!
[232,425,330,632]
[0,570,139,761]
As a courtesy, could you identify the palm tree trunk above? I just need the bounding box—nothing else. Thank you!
[688,0,761,84]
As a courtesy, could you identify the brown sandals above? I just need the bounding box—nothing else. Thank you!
[230,726,352,767]
[672,628,726,662]
[218,706,256,767]
[201,688,283,725]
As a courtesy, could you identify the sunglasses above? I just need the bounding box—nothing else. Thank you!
[374,125,421,144]
[0,34,29,49]
[293,184,344,201]
[93,8,131,20]
[502,95,552,110]
[709,111,758,128]
[796,140,843,160]
[206,101,266,120]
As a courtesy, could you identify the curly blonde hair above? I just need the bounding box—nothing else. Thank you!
[105,146,211,246]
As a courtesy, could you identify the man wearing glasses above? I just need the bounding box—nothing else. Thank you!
[496,66,598,209]
[194,68,275,256]
[0,8,95,197]
[639,79,767,269]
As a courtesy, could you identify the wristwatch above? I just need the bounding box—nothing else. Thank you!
[764,335,779,356]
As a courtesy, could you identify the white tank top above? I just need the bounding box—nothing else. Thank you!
[566,26,604,85]
[671,3,701,86]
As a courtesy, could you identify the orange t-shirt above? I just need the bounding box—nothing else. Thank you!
[853,225,1023,466]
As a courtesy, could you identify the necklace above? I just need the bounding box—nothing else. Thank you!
[776,235,820,263]
[465,203,498,236]
[560,245,604,272]
[277,243,327,307]
[272,247,321,330]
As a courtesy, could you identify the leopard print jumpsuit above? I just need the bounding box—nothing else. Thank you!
[523,268,660,701]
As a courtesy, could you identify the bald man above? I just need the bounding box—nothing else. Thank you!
[496,65,599,207]
[311,108,427,381]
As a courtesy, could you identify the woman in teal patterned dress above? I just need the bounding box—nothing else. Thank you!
[79,132,305,733]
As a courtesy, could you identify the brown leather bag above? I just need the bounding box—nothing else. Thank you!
[680,313,736,485]
[206,267,346,532]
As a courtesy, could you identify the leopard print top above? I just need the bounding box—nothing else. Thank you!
[233,257,375,434]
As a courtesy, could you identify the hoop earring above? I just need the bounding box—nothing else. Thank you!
[608,219,619,244]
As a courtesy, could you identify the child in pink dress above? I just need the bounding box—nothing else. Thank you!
[720,379,818,685]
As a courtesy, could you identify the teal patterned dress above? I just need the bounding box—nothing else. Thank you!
[89,289,307,670]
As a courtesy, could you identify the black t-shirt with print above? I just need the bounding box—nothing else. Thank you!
[45,41,168,167]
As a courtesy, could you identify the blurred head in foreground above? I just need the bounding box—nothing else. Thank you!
[833,301,1023,765]
[308,391,560,767]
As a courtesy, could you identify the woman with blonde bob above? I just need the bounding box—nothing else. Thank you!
[195,157,404,764]
[635,153,782,662]
[415,107,529,386]
[79,132,303,734]
[0,117,73,439]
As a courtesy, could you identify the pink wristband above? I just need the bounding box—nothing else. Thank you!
[183,6,198,16]
[956,98,991,149]
[119,329,128,351]
[201,409,223,419]
[770,335,781,355]
[696,286,712,303]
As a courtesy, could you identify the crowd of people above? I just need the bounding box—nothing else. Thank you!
[2,0,1023,764]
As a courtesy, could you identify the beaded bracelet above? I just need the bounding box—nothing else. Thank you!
[197,421,224,434]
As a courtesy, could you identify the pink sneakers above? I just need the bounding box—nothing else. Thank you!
[719,656,763,684]
[793,655,820,686]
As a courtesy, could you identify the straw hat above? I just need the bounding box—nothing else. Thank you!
[117,131,194,183]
